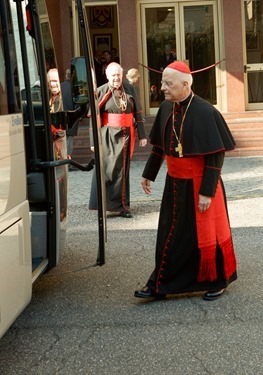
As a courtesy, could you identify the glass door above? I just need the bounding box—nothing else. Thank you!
[141,1,220,115]
[143,6,177,110]
[244,0,263,109]
[181,3,218,105]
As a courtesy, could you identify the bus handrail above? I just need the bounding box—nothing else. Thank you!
[33,158,94,171]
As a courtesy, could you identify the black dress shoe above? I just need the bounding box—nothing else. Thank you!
[120,211,133,218]
[134,286,166,299]
[203,289,225,301]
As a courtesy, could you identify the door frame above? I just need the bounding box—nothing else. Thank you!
[242,0,263,110]
[72,0,118,57]
[137,0,226,115]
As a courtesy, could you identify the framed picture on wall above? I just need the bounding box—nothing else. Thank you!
[90,6,114,28]
[93,34,112,53]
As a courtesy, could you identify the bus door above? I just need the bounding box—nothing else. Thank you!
[72,0,107,265]
[12,0,68,278]
[20,0,106,267]
[0,0,32,339]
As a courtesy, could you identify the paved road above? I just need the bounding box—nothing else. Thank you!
[0,157,262,375]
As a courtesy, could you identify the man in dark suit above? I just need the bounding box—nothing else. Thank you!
[158,44,177,72]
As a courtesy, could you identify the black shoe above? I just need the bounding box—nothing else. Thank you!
[203,289,225,301]
[120,211,133,218]
[134,286,166,299]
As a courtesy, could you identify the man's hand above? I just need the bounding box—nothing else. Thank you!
[139,138,147,147]
[198,194,211,213]
[141,177,151,195]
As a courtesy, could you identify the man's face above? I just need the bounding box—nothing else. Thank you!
[49,80,60,95]
[161,68,188,102]
[47,69,60,95]
[103,52,111,61]
[129,77,139,85]
[106,65,123,88]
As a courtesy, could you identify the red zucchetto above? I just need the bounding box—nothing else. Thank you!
[167,61,191,74]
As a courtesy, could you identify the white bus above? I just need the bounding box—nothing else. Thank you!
[0,0,106,338]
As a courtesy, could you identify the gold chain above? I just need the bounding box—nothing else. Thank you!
[172,93,194,157]
[111,86,127,111]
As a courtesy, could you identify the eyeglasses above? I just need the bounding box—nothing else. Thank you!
[161,80,174,87]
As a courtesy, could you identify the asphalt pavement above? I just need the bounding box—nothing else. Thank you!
[0,156,262,375]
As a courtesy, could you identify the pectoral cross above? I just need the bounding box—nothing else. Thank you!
[175,142,183,157]
[120,98,126,112]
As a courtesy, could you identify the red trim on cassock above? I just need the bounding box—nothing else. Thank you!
[156,178,177,293]
[166,155,236,282]
[205,165,221,171]
[99,90,112,109]
[151,150,165,158]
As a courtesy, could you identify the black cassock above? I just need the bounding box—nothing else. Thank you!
[89,82,145,213]
[143,93,237,295]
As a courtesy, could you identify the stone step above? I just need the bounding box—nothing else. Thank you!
[226,147,263,157]
[227,117,263,123]
[226,118,263,156]
[223,111,263,119]
[220,126,263,147]
[71,119,90,164]
[231,128,263,143]
[231,129,263,138]
[227,122,263,133]
[235,138,263,148]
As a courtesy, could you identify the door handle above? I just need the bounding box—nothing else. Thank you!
[244,65,251,73]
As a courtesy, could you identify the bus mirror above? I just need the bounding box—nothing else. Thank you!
[71,57,89,105]
[25,4,36,39]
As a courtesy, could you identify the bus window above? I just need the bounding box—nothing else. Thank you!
[0,3,20,115]
[0,40,8,115]
[71,57,89,105]
[12,0,63,122]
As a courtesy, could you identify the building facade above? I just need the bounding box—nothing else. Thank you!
[47,0,263,158]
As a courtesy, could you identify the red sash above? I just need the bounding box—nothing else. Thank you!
[166,155,236,282]
[102,113,135,158]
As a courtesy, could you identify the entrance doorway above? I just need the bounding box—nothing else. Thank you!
[244,0,263,109]
[140,1,221,115]
[72,2,119,87]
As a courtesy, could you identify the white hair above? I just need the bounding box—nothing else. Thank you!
[106,62,123,77]
[180,71,193,86]
[165,67,193,87]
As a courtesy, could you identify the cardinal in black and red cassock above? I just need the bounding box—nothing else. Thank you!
[89,62,147,218]
[135,61,237,301]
